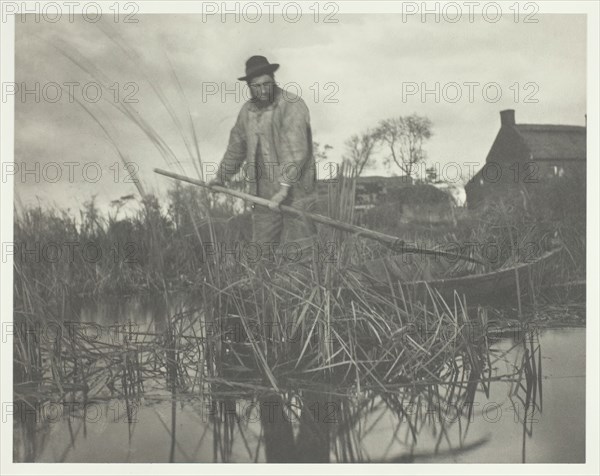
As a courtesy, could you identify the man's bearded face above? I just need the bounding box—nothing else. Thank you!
[248,74,276,105]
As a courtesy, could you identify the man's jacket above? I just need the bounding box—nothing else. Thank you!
[216,86,316,199]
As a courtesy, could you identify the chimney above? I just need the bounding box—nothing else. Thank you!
[500,109,515,126]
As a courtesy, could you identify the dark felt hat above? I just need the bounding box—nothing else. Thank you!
[238,55,280,81]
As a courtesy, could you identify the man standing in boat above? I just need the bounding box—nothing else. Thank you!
[210,55,317,262]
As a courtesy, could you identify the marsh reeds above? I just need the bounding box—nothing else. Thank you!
[13,250,555,463]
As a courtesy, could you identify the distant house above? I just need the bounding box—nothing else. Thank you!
[317,175,456,225]
[317,175,413,211]
[465,110,586,209]
[354,175,413,210]
[387,183,456,224]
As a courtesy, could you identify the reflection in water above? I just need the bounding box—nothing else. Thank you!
[13,295,584,463]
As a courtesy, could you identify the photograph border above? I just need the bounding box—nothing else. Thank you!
[1,1,598,474]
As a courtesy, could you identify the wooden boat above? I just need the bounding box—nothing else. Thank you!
[355,247,565,306]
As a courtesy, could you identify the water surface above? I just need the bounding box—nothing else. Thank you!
[13,295,585,463]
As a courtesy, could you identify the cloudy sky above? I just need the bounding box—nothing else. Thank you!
[14,12,586,212]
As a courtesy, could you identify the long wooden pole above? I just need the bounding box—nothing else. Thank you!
[153,168,482,264]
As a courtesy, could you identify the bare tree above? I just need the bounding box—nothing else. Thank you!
[375,114,433,178]
[342,129,379,176]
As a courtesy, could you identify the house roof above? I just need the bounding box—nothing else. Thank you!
[389,183,453,205]
[317,175,413,187]
[514,124,586,161]
[356,175,412,185]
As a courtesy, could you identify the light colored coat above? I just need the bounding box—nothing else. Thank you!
[217,86,315,199]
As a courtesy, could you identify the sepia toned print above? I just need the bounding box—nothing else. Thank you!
[1,2,596,473]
